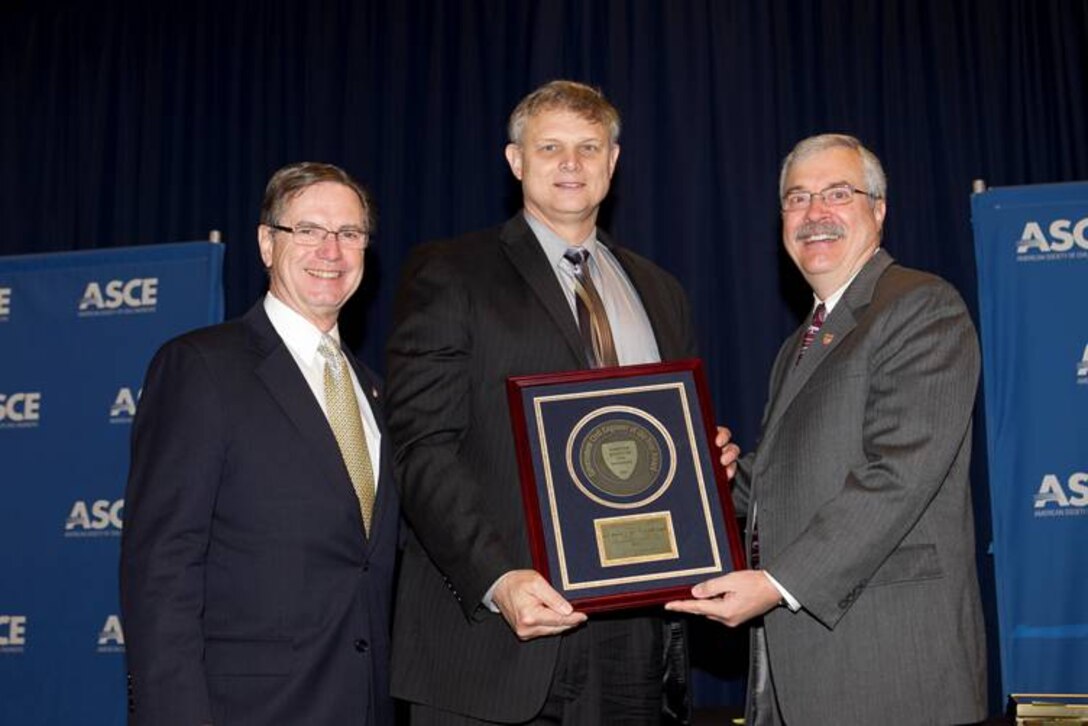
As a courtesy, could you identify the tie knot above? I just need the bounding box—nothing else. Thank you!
[563,247,589,269]
[812,303,827,329]
[318,335,343,370]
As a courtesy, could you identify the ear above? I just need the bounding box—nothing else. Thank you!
[505,143,524,180]
[873,197,887,229]
[257,225,275,268]
[607,143,620,178]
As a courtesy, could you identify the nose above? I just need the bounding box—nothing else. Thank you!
[804,194,833,220]
[558,151,580,172]
[315,233,343,259]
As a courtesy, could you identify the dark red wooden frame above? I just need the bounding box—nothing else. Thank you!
[507,359,747,613]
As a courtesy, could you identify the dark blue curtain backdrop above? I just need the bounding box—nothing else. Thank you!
[4,0,1086,712]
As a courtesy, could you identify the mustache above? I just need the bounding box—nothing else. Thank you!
[796,221,846,242]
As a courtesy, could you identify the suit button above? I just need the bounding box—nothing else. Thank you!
[361,563,369,573]
[354,639,369,653]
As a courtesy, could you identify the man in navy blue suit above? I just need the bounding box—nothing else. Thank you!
[121,162,399,725]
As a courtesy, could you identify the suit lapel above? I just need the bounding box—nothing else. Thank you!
[500,215,586,364]
[761,250,894,438]
[244,305,364,521]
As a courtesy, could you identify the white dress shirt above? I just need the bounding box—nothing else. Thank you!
[263,293,381,487]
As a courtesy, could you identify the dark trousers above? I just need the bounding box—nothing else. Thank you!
[409,615,664,725]
[746,624,785,726]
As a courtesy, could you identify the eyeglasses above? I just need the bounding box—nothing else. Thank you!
[781,185,881,212]
[269,223,369,249]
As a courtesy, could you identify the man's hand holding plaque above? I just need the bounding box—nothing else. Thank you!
[492,569,588,640]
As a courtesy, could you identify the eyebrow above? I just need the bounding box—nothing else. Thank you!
[784,179,855,193]
[534,134,607,144]
[293,219,366,229]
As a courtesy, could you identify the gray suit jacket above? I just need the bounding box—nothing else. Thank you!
[385,214,696,722]
[734,250,987,725]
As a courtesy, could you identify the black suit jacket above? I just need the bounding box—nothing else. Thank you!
[385,215,696,722]
[121,302,399,726]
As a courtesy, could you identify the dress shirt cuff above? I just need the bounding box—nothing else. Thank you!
[763,570,801,612]
[482,571,515,613]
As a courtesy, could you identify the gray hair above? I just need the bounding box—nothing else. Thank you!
[779,134,886,204]
[507,80,621,145]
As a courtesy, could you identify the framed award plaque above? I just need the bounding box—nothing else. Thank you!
[507,359,746,612]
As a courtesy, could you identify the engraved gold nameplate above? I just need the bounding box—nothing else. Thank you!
[595,512,679,567]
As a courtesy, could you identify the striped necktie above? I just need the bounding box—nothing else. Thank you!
[795,303,827,365]
[318,335,376,535]
[562,248,619,368]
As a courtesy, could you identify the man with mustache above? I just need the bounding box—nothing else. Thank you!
[669,134,987,724]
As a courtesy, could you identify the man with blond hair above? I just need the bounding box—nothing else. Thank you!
[386,80,698,724]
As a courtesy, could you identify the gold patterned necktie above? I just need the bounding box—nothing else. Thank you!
[562,248,619,368]
[318,335,376,535]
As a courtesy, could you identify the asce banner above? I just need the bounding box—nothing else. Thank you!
[972,182,1088,696]
[0,242,224,724]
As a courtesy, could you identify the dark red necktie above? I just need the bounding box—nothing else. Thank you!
[795,303,827,365]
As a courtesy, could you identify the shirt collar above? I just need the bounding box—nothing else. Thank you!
[523,211,599,268]
[814,247,881,315]
[263,292,342,363]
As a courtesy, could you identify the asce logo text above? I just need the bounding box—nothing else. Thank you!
[78,278,158,316]
[0,392,41,428]
[1017,217,1088,259]
[65,499,124,536]
[1034,472,1088,517]
[0,615,27,653]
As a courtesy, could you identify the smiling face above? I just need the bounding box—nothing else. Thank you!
[257,181,366,332]
[504,108,620,244]
[781,146,886,299]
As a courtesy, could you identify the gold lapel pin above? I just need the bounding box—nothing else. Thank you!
[822,333,835,346]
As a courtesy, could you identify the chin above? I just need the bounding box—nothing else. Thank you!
[799,249,841,268]
[303,292,348,310]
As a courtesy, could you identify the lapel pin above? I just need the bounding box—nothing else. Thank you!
[822,333,835,346]
[371,387,380,399]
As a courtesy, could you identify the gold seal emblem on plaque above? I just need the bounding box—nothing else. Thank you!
[565,405,677,510]
[579,420,662,497]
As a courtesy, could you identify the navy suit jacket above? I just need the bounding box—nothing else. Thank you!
[121,302,399,726]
